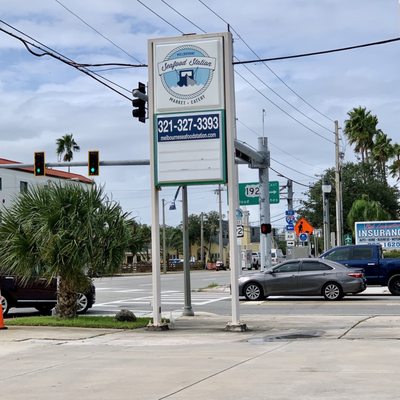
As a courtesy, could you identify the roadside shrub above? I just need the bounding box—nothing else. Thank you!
[115,309,137,322]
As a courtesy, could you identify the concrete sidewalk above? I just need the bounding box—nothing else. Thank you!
[1,312,400,399]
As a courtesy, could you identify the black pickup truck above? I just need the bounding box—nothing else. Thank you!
[320,244,400,295]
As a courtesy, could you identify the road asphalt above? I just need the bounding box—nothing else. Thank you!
[2,293,400,400]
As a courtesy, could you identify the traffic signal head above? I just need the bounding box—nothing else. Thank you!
[132,82,146,123]
[34,152,46,176]
[88,151,99,176]
[260,223,272,234]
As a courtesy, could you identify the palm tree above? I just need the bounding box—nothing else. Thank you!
[344,107,378,163]
[372,130,393,183]
[389,143,400,181]
[0,182,130,318]
[56,134,80,172]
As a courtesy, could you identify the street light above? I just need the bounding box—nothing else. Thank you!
[322,179,332,253]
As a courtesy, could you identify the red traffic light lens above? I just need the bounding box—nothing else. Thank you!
[260,223,272,234]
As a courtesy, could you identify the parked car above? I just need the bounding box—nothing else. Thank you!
[238,258,366,301]
[271,248,285,265]
[0,274,96,316]
[320,244,400,295]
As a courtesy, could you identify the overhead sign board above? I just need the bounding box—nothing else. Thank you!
[238,181,280,205]
[355,220,400,249]
[150,33,230,186]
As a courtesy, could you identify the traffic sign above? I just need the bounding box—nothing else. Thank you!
[286,240,295,247]
[285,210,295,215]
[344,233,352,245]
[238,181,280,205]
[294,217,314,236]
[286,224,294,231]
[236,225,244,238]
[285,231,296,241]
[299,233,308,242]
[285,215,295,223]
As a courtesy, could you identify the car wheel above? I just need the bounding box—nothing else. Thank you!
[1,294,10,316]
[388,275,400,295]
[76,293,89,314]
[244,282,263,301]
[322,282,343,301]
[35,306,54,315]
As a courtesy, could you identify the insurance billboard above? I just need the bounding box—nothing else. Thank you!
[355,220,400,249]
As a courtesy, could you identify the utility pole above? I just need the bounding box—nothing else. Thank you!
[258,137,272,270]
[335,120,343,246]
[287,179,293,211]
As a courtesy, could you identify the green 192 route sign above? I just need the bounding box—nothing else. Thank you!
[239,181,280,205]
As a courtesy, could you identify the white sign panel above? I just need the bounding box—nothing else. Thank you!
[153,36,224,113]
[355,220,400,249]
[150,33,228,186]
[236,225,244,238]
[285,231,295,241]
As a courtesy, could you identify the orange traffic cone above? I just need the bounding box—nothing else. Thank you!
[0,296,8,330]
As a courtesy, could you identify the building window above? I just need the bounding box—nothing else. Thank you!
[20,181,28,193]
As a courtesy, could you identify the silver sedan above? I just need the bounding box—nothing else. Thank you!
[238,258,366,301]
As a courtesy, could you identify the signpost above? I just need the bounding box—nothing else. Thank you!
[149,32,244,330]
[238,181,280,205]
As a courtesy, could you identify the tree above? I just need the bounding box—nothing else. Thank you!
[347,196,390,234]
[372,131,393,182]
[389,143,400,181]
[344,107,378,163]
[0,182,130,318]
[298,162,400,234]
[56,133,80,172]
[126,220,152,261]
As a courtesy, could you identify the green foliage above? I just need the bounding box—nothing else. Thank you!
[5,315,150,329]
[56,133,80,162]
[383,250,400,258]
[0,182,130,318]
[298,162,400,233]
[347,196,390,233]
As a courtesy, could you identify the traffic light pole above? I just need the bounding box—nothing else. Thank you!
[258,137,272,270]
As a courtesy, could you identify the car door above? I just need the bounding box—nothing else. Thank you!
[267,261,300,295]
[298,260,333,294]
[349,246,380,283]
[13,276,57,303]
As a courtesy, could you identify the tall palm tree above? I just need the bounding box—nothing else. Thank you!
[389,143,400,181]
[372,130,393,183]
[56,134,80,172]
[0,183,130,318]
[344,107,378,163]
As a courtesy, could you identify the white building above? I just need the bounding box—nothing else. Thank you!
[0,157,93,220]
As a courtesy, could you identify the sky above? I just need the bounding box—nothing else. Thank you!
[1,0,400,229]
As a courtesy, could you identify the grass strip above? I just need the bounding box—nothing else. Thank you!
[5,315,151,330]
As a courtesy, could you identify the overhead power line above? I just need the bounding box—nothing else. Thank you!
[197,0,334,123]
[54,0,145,64]
[0,23,133,101]
[233,37,400,65]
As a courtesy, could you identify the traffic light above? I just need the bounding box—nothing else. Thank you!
[260,223,272,234]
[88,151,99,176]
[34,152,46,176]
[132,82,146,123]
